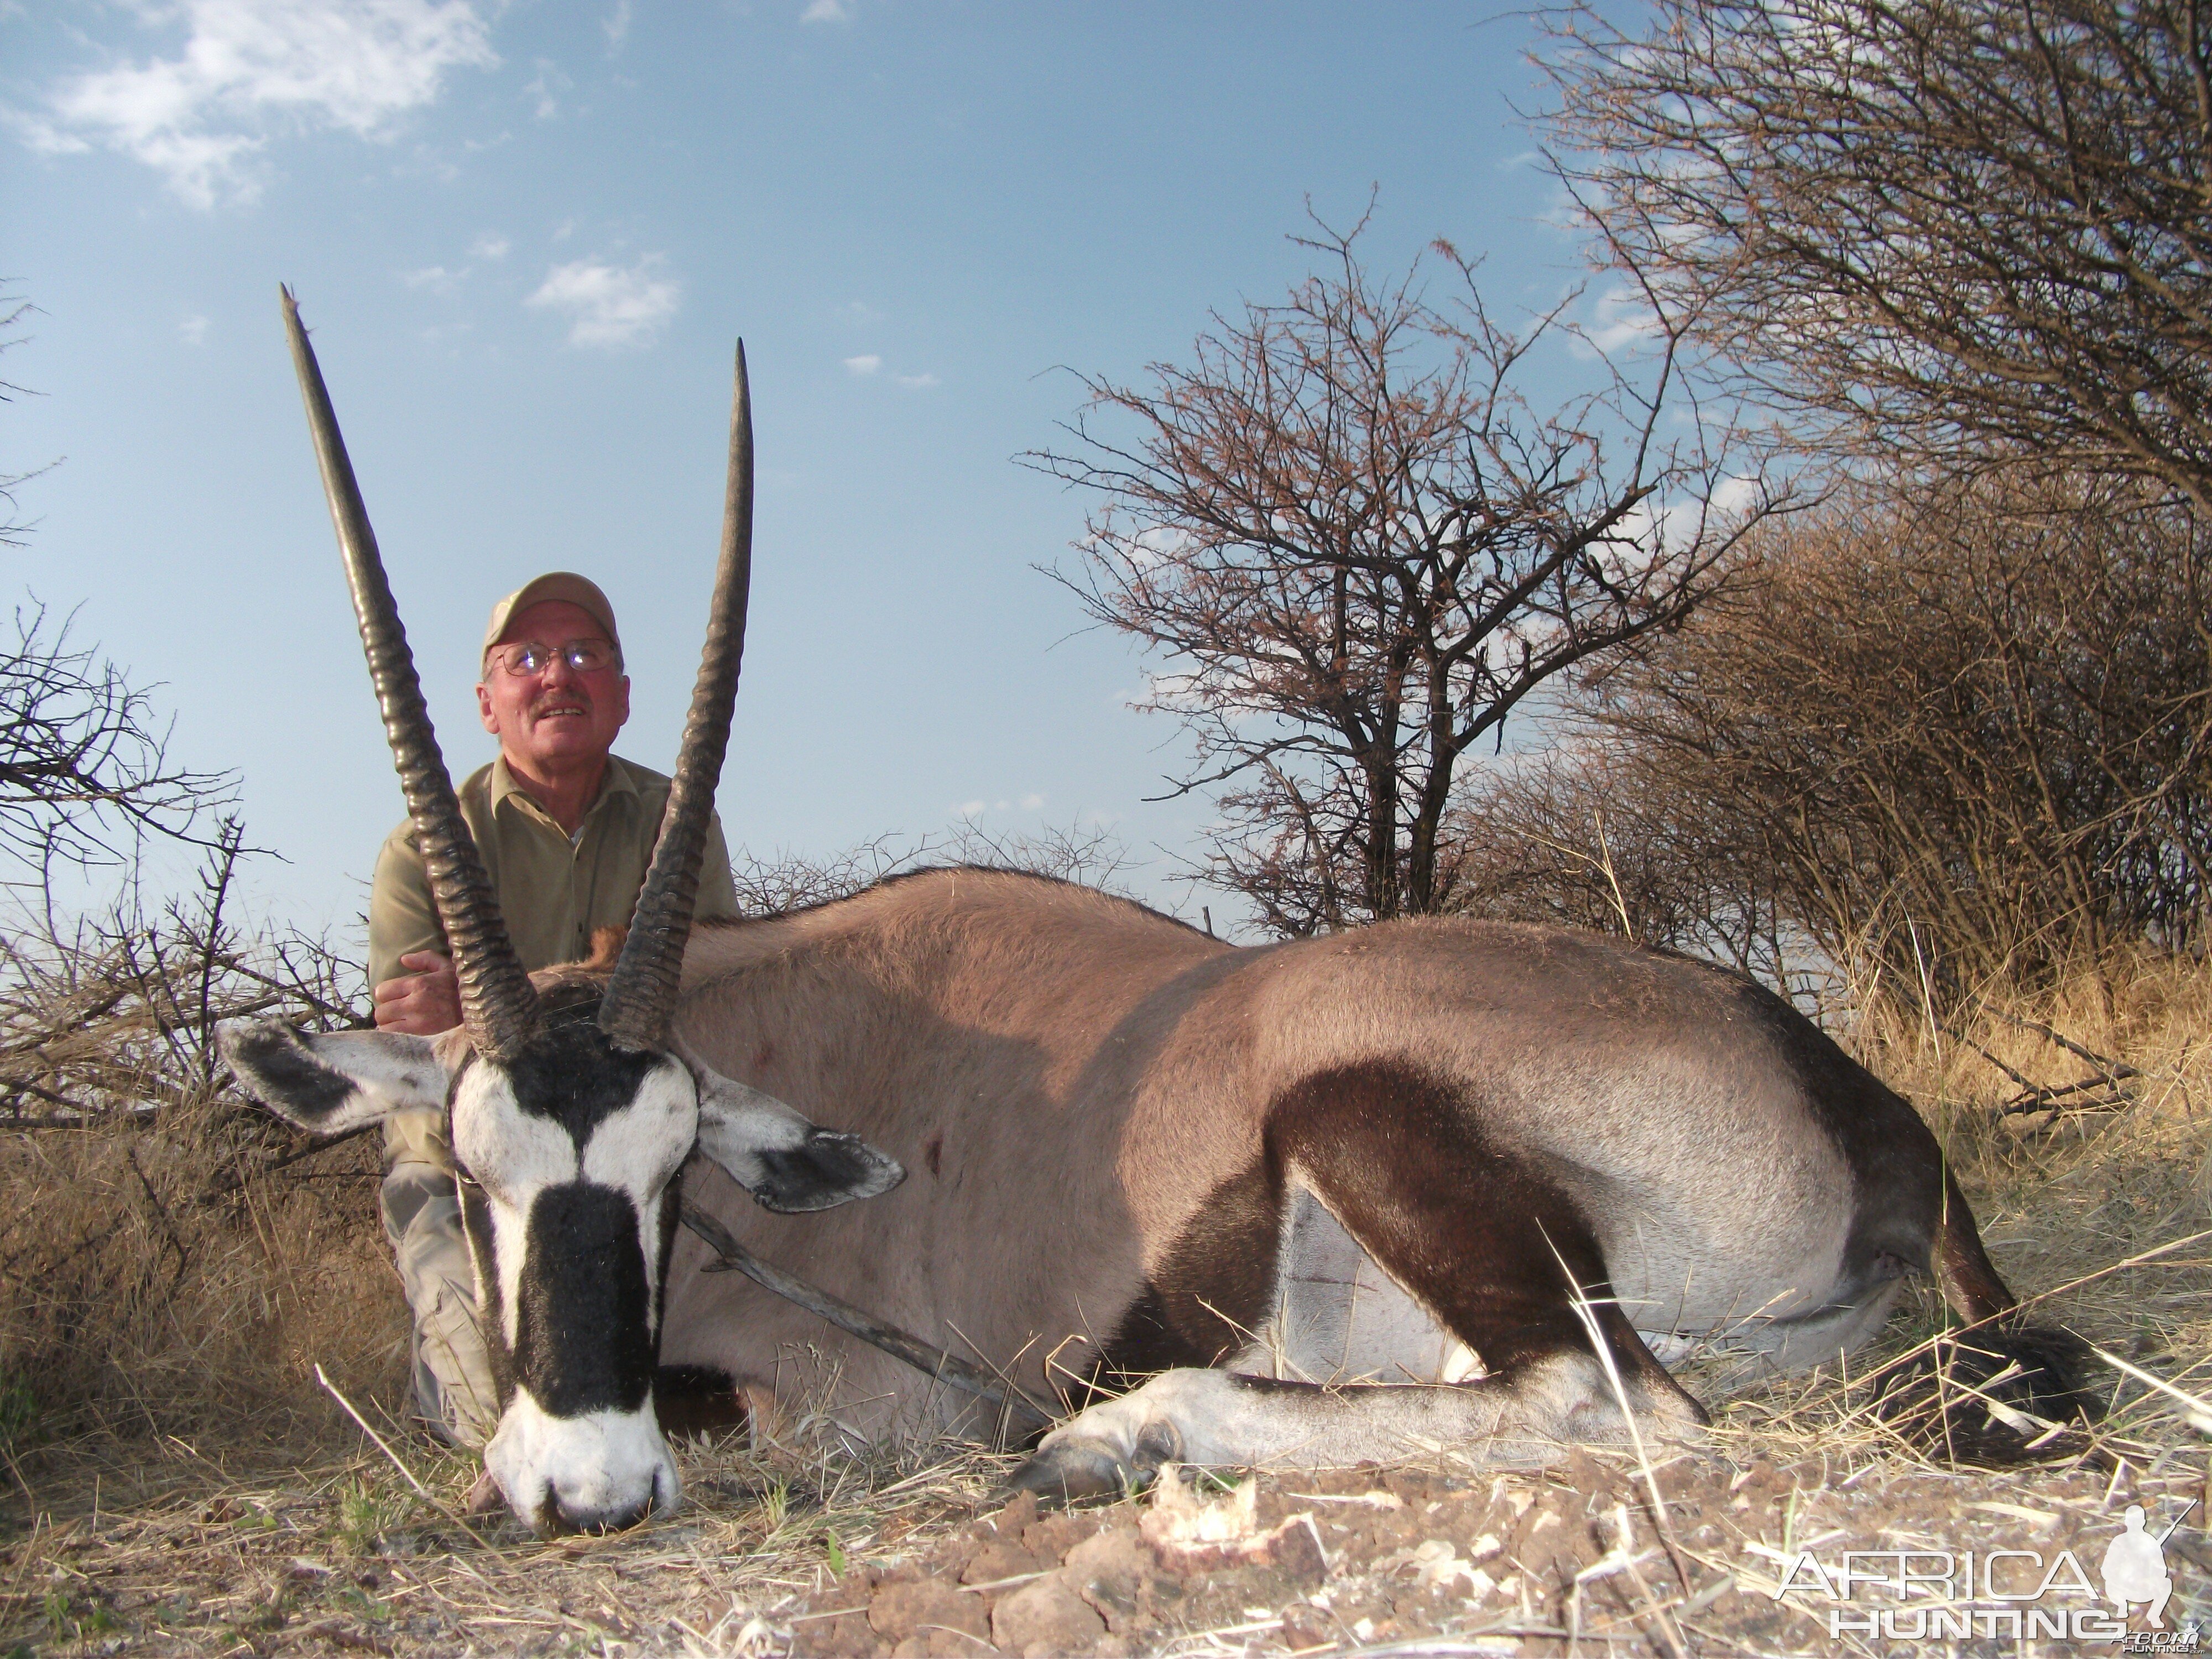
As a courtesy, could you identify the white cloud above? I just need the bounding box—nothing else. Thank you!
[1125,524,1195,571]
[1708,473,1765,518]
[524,58,571,119]
[1020,794,1044,811]
[400,263,462,291]
[842,353,880,375]
[179,314,210,346]
[956,799,987,819]
[32,0,497,209]
[527,255,680,348]
[468,230,509,260]
[895,372,939,389]
[603,0,634,48]
[800,0,851,20]
[1580,281,1663,354]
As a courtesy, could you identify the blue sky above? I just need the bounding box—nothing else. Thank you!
[5,1,1598,948]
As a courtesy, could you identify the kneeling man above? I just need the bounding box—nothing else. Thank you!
[368,572,739,1443]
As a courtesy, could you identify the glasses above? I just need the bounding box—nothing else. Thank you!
[486,639,620,677]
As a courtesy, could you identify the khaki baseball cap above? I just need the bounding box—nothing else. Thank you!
[481,573,622,667]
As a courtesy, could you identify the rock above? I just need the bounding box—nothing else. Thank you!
[1063,1527,1150,1632]
[789,1605,873,1658]
[868,1580,990,1647]
[961,1541,1047,1587]
[1021,1510,1089,1561]
[990,1574,1107,1656]
[1138,1468,1326,1585]
[981,1491,1038,1537]
[1281,1601,1335,1649]
[1267,1515,1329,1588]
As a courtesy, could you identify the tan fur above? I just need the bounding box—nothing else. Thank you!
[583,925,628,973]
[658,869,1870,1441]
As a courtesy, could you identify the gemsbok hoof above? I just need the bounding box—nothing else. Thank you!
[1008,1416,1183,1509]
[1006,1438,1142,1507]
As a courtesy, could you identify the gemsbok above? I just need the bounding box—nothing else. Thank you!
[222,297,2091,1535]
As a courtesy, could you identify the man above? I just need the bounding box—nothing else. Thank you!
[369,572,740,1443]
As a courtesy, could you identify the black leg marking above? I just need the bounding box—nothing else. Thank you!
[655,1364,748,1437]
[1009,1063,1725,1502]
[1267,1062,1703,1418]
[1087,1157,1279,1399]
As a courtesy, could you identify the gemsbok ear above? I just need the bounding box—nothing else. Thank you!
[689,1061,905,1215]
[217,1018,448,1138]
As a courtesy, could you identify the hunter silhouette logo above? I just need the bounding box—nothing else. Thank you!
[2104,1505,2175,1628]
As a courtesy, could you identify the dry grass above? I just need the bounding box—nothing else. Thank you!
[1,949,2208,1654]
[0,1095,404,1457]
[1863,950,2212,1426]
[4,1404,1018,1657]
[0,840,399,1463]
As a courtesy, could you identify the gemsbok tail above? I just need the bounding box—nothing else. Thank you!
[1875,1165,2101,1463]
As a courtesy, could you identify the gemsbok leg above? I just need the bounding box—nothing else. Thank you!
[1012,1063,1708,1501]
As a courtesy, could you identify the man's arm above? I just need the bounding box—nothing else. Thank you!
[369,824,462,1034]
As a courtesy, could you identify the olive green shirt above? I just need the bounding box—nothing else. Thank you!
[368,754,742,988]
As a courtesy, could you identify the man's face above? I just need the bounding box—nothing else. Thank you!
[477,599,631,775]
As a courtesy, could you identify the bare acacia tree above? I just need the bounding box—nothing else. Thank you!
[1543,0,2212,508]
[1030,218,1777,933]
[0,285,56,550]
[0,604,237,877]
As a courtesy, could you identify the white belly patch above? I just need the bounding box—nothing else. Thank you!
[1233,1186,1485,1385]
[1229,1184,1706,1385]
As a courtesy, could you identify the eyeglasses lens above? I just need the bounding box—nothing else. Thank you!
[497,641,614,675]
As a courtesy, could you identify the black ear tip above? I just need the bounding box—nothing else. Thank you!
[216,1016,298,1066]
[808,1129,904,1193]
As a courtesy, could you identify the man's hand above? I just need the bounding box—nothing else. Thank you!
[373,951,463,1036]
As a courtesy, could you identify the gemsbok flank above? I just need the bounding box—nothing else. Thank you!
[224,297,2093,1536]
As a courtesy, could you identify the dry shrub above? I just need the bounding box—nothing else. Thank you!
[0,839,407,1464]
[1862,947,2212,1343]
[1448,469,2212,1008]
[0,1100,404,1448]
[730,820,1136,917]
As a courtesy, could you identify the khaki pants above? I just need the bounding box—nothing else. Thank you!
[379,1112,499,1447]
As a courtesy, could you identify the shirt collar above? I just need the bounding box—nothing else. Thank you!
[488,753,639,823]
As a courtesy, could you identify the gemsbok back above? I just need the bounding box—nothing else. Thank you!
[225,300,2092,1533]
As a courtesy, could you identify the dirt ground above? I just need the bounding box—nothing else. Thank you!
[6,1409,2209,1658]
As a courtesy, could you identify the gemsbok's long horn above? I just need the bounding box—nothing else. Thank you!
[279,286,543,1061]
[597,342,754,1052]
